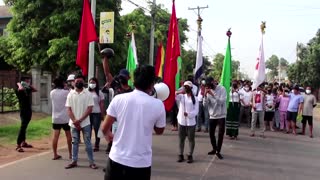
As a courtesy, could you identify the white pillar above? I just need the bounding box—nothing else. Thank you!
[88,0,96,80]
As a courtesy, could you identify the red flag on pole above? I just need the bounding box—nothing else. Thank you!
[163,1,181,111]
[154,43,165,78]
[76,0,98,76]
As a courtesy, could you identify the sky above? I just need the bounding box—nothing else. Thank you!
[1,0,320,78]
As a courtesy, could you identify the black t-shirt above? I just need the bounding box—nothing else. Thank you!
[15,87,32,110]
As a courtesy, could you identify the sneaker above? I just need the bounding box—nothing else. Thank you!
[187,155,193,163]
[177,155,184,163]
[208,150,216,155]
[216,153,223,160]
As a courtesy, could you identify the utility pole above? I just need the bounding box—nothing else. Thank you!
[88,0,96,80]
[188,5,208,36]
[149,0,156,66]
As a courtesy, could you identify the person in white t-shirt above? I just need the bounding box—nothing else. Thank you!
[101,65,166,180]
[250,84,266,138]
[65,74,97,169]
[50,77,71,160]
[88,77,105,152]
[239,83,253,127]
[176,81,199,163]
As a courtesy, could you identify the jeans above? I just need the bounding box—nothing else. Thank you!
[71,125,94,164]
[90,113,101,147]
[178,125,196,156]
[251,111,265,135]
[209,118,225,153]
[197,102,208,130]
[17,109,32,145]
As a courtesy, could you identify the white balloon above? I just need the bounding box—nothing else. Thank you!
[154,83,170,101]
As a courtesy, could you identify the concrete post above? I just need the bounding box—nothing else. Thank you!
[31,66,41,112]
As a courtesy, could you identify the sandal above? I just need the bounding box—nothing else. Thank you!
[89,164,98,169]
[21,142,33,148]
[52,155,62,160]
[93,147,99,152]
[65,162,77,169]
[15,147,24,152]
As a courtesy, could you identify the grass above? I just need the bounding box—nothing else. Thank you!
[0,116,52,145]
[2,106,19,112]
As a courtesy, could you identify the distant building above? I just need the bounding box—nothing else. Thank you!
[0,6,12,36]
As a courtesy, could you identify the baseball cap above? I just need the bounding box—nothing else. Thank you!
[67,74,75,81]
[119,69,130,78]
[183,81,193,88]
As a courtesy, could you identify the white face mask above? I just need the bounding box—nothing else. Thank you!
[306,90,311,94]
[244,87,249,91]
[89,83,96,89]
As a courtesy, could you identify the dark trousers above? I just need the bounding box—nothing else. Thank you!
[239,106,251,127]
[104,158,151,180]
[209,118,225,153]
[178,125,195,156]
[90,113,101,147]
[17,109,32,145]
[170,103,178,127]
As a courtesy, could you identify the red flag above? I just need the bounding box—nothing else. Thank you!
[163,1,181,111]
[76,0,98,76]
[154,43,165,78]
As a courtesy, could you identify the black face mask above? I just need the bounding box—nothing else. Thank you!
[75,82,84,89]
[185,87,192,93]
[232,84,238,89]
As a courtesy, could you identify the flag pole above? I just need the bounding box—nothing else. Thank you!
[88,0,96,80]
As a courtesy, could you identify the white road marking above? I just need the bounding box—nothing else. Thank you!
[200,156,216,180]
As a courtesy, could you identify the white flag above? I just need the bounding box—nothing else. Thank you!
[252,38,266,90]
[194,35,203,80]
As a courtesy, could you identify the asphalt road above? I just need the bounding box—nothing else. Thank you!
[1,122,320,180]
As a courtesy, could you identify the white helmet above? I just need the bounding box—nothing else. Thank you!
[153,83,170,101]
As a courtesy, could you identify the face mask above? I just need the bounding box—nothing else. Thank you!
[201,80,206,85]
[232,84,238,89]
[185,87,192,93]
[75,82,84,89]
[285,92,289,96]
[291,90,294,93]
[89,83,96,89]
[306,90,311,94]
[244,87,249,91]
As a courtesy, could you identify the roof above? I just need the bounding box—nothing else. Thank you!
[0,6,12,18]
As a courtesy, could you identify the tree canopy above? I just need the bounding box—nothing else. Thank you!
[265,54,289,79]
[209,53,240,81]
[287,29,320,88]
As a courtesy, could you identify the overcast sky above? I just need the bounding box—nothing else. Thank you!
[1,0,320,78]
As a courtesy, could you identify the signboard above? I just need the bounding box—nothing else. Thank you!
[100,12,114,44]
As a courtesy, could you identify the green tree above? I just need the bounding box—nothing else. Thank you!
[288,29,320,88]
[265,55,289,78]
[121,6,189,65]
[0,0,125,76]
[209,53,239,81]
[180,49,211,81]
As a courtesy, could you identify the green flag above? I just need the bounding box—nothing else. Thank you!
[126,33,138,87]
[175,56,182,90]
[220,37,232,108]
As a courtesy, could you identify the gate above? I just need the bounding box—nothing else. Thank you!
[0,70,20,113]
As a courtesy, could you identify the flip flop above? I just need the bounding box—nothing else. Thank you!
[52,155,62,160]
[89,164,98,169]
[21,143,33,148]
[15,147,24,152]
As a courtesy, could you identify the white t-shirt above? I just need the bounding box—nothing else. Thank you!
[66,89,94,128]
[176,94,199,126]
[229,91,240,102]
[50,89,69,124]
[240,90,253,106]
[90,90,105,113]
[253,90,264,111]
[107,90,166,168]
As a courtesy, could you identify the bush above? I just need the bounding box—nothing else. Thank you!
[0,87,19,111]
